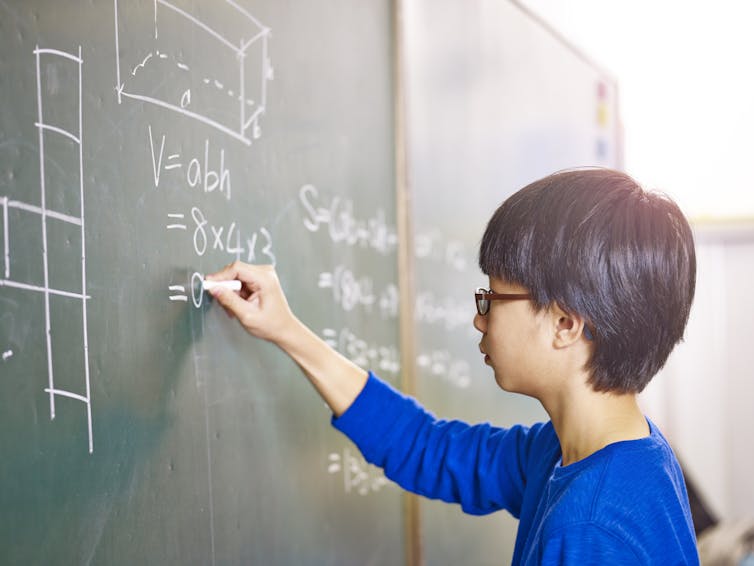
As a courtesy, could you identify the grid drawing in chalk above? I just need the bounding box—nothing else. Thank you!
[0,45,94,453]
[113,0,273,146]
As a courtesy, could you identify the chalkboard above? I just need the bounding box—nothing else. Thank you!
[0,1,403,564]
[402,1,622,564]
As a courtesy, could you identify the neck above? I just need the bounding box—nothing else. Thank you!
[542,379,650,467]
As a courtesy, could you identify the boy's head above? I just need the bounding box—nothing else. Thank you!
[478,168,696,394]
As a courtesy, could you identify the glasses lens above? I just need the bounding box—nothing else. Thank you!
[478,298,489,315]
[475,288,489,315]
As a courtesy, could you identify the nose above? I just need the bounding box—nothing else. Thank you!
[473,312,487,334]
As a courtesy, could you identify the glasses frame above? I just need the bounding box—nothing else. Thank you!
[475,287,532,316]
[474,287,597,340]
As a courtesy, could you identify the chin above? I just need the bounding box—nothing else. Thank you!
[494,372,526,395]
[493,371,511,392]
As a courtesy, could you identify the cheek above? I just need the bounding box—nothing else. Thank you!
[484,325,517,368]
[487,317,524,347]
[485,312,543,365]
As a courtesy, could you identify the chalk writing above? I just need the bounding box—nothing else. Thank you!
[415,229,468,272]
[415,291,470,330]
[300,184,398,255]
[186,206,275,265]
[131,48,257,110]
[163,207,276,308]
[322,328,400,376]
[168,284,188,302]
[114,0,272,145]
[0,46,93,453]
[1,196,8,278]
[416,350,471,389]
[327,448,391,496]
[166,212,187,230]
[318,265,397,317]
[190,272,204,308]
[152,123,276,312]
[148,126,231,199]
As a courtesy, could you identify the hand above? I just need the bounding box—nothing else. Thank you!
[206,261,368,416]
[205,261,297,345]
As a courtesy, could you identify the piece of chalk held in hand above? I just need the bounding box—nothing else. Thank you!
[202,279,242,292]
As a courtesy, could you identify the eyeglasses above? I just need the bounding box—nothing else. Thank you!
[475,287,532,316]
[475,287,596,340]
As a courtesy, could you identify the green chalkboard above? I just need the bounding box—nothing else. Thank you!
[0,1,402,564]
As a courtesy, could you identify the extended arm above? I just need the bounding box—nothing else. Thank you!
[206,261,533,515]
[206,262,367,417]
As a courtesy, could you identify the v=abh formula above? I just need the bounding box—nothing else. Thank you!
[148,125,231,199]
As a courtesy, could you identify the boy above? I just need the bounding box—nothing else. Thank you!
[207,168,699,564]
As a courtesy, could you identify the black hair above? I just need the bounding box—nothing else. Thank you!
[479,168,696,393]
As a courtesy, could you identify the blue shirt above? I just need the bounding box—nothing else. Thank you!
[333,373,699,565]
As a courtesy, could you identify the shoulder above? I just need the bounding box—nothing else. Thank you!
[540,420,698,563]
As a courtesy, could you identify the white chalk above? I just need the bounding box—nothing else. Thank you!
[203,279,242,292]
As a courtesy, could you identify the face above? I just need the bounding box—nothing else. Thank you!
[474,276,555,397]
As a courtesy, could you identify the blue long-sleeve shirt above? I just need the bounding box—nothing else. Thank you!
[333,372,699,565]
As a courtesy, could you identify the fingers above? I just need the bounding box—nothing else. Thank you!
[206,262,291,342]
[210,285,251,321]
[205,262,270,306]
[206,261,273,284]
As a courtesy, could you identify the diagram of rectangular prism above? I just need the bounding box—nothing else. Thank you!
[114,0,272,145]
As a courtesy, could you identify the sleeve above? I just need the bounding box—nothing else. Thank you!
[332,372,538,516]
[540,523,642,565]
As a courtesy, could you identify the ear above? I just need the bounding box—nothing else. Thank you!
[549,303,588,349]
